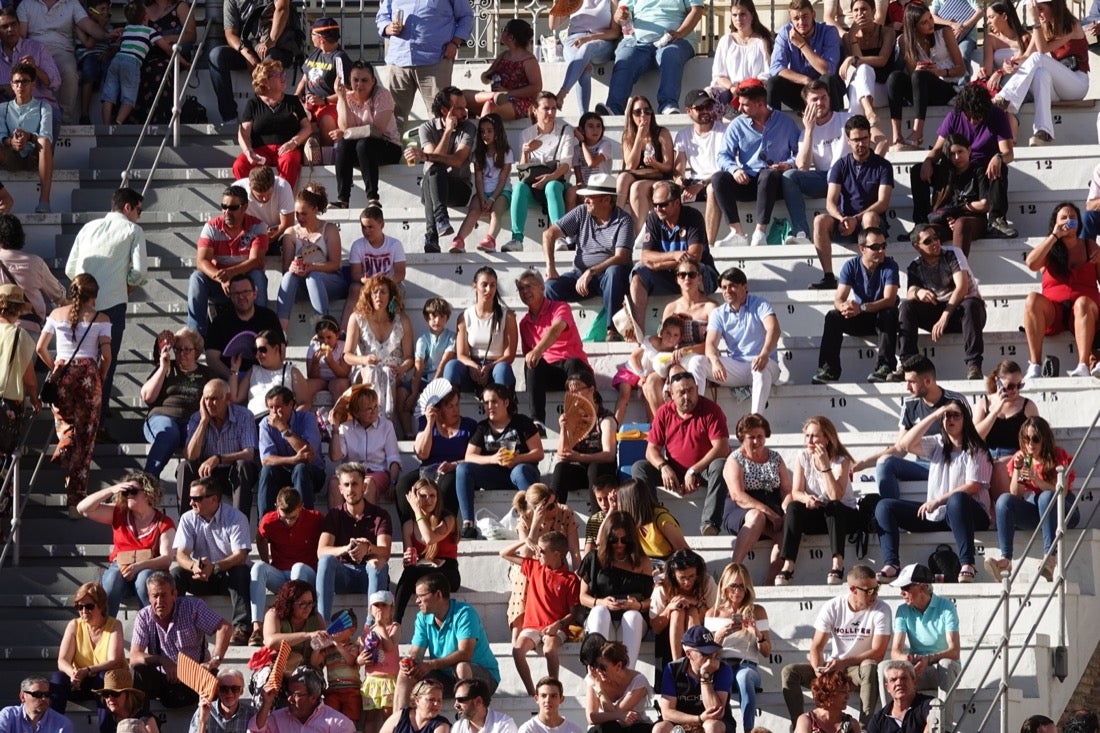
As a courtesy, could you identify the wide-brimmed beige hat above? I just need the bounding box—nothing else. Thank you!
[576,173,617,197]
[94,668,144,705]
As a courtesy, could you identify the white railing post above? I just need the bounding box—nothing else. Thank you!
[172,48,181,148]
[1001,569,1010,733]
[10,453,19,566]
[1056,466,1067,649]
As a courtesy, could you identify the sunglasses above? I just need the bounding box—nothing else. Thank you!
[255,345,271,354]
[1023,434,1042,444]
[652,200,674,209]
[22,691,49,699]
[589,662,608,672]
[862,243,888,252]
[189,494,213,503]
[229,289,254,297]
[850,585,879,595]
[120,487,142,497]
[219,685,243,694]
[220,203,243,211]
[631,108,653,116]
[691,102,716,111]
[942,412,963,420]
[677,270,699,279]
[74,603,97,612]
[918,236,940,245]
[727,583,746,590]
[99,690,124,699]
[1003,381,1024,391]
[609,535,632,545]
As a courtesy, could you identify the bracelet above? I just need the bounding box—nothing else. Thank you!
[415,515,426,521]
[658,462,669,471]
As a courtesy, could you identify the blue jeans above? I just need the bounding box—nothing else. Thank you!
[605,38,695,114]
[1082,210,1100,240]
[101,561,155,617]
[276,270,348,320]
[734,660,762,730]
[995,491,1080,557]
[187,269,268,334]
[561,37,615,112]
[780,168,828,237]
[101,53,141,106]
[143,413,189,477]
[258,463,324,515]
[316,555,388,623]
[876,493,990,566]
[875,455,931,500]
[249,561,317,622]
[455,461,540,523]
[545,266,630,328]
[442,359,516,390]
[511,180,567,239]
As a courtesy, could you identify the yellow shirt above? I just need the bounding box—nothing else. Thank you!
[73,616,120,668]
[637,507,680,560]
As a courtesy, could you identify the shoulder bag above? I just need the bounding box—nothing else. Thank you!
[40,312,100,405]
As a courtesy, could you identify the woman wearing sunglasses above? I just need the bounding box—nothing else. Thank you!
[583,640,653,733]
[705,562,770,733]
[96,669,159,733]
[987,416,1079,582]
[579,511,655,667]
[51,583,125,713]
[233,328,309,418]
[974,360,1040,498]
[76,472,175,616]
[617,95,674,235]
[874,399,992,583]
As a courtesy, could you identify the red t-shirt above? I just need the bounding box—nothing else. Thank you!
[648,397,730,475]
[109,504,176,563]
[520,557,580,631]
[519,299,590,367]
[258,508,325,570]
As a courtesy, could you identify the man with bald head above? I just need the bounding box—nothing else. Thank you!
[188,669,253,733]
[182,379,258,517]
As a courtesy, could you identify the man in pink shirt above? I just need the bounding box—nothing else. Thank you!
[515,268,589,429]
[248,666,354,733]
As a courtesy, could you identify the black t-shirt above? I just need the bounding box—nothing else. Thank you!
[242,94,308,147]
[206,305,283,372]
[866,693,933,733]
[147,363,217,420]
[469,414,540,455]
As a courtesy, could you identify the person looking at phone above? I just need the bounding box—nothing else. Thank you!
[779,564,891,726]
[973,360,1040,498]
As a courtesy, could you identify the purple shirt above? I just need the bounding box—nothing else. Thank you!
[0,37,59,104]
[131,596,227,669]
[827,152,894,216]
[935,107,1013,166]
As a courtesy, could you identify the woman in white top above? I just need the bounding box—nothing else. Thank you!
[886,4,965,150]
[551,0,620,114]
[708,0,772,111]
[508,93,575,252]
[275,183,345,332]
[442,266,518,389]
[233,328,309,417]
[583,639,652,733]
[775,416,861,586]
[840,0,896,123]
[333,60,402,209]
[976,1,1031,95]
[875,399,992,583]
[36,273,112,514]
[344,274,415,423]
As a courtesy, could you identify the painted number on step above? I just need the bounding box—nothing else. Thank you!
[809,548,824,559]
[1040,391,1059,402]
[786,304,795,314]
[887,209,898,220]
[798,600,814,610]
[538,217,547,227]
[455,266,463,276]
[1082,491,1094,503]
[1035,160,1053,170]
[1019,204,1037,215]
[922,347,936,357]
[402,221,410,230]
[55,137,70,147]
[1000,345,1016,356]
[651,308,659,319]
[975,542,985,555]
[556,404,564,414]
[1053,114,1063,125]
[769,653,783,664]
[1018,597,1032,606]
[830,397,846,408]
[783,351,792,362]
[990,299,1009,308]
[856,348,875,360]
[577,309,587,318]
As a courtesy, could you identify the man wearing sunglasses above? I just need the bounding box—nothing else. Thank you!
[898,225,986,380]
[812,225,899,384]
[0,676,73,733]
[452,677,517,733]
[780,564,891,725]
[189,669,253,733]
[810,114,893,290]
[672,89,726,245]
[188,185,270,336]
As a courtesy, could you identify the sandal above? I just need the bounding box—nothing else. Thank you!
[774,570,793,586]
[876,564,900,582]
[957,565,976,583]
[984,556,1011,580]
[827,567,844,585]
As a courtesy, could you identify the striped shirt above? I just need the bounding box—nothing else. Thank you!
[197,214,269,267]
[187,403,258,458]
[117,23,160,61]
[131,596,226,667]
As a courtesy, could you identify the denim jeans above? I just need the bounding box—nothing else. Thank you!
[276,270,348,320]
[249,561,317,622]
[545,266,630,326]
[101,561,155,616]
[455,461,540,523]
[734,660,762,730]
[442,359,516,390]
[143,413,189,477]
[604,38,695,114]
[316,555,389,623]
[561,37,615,112]
[258,463,324,515]
[187,269,268,334]
[995,490,1080,557]
[875,455,930,500]
[780,168,828,237]
[876,493,990,566]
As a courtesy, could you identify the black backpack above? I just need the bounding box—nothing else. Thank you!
[928,543,962,583]
[848,493,882,559]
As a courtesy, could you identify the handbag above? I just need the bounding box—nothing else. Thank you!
[516,124,569,185]
[40,311,99,406]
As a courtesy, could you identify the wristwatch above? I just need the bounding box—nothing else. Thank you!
[859,303,867,313]
[281,428,295,438]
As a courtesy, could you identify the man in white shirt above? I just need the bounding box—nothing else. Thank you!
[233,166,294,246]
[673,89,727,245]
[64,187,147,431]
[516,678,580,733]
[171,476,253,645]
[780,564,891,724]
[452,678,518,733]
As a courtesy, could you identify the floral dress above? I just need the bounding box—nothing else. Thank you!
[495,55,536,117]
[352,313,405,418]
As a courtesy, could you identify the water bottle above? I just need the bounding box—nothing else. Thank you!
[619,5,634,35]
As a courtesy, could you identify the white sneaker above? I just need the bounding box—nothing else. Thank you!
[785,231,813,245]
[1024,362,1041,379]
[716,230,748,247]
[1091,362,1100,378]
[660,105,681,115]
[750,229,767,247]
[1067,362,1090,377]
[501,237,524,252]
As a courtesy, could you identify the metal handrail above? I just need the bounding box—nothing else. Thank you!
[932,409,1100,733]
[0,408,59,570]
[120,7,211,194]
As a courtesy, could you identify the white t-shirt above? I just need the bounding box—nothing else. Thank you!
[348,235,407,279]
[584,671,653,718]
[233,176,294,229]
[452,709,519,733]
[806,112,849,173]
[813,594,892,662]
[914,435,992,522]
[479,149,515,196]
[521,121,577,166]
[674,122,727,180]
[797,451,858,508]
[710,34,771,87]
[518,719,582,733]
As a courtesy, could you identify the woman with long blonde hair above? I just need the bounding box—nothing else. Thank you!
[706,562,771,731]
